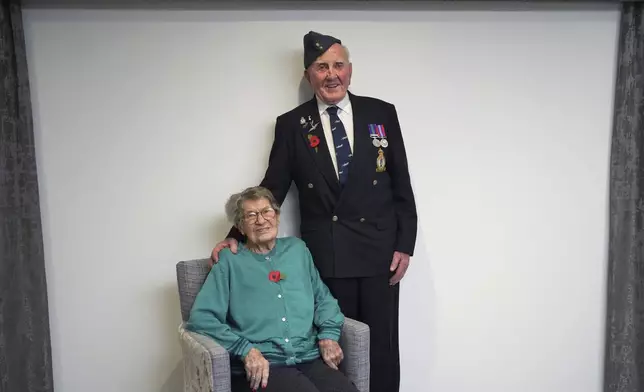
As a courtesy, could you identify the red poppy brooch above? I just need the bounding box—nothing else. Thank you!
[268,271,286,282]
[308,135,320,152]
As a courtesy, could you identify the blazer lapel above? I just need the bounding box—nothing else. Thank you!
[299,98,341,195]
[343,93,371,189]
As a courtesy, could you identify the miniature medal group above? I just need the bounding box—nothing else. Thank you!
[369,124,388,172]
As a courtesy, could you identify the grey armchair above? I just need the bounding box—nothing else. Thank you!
[176,258,370,392]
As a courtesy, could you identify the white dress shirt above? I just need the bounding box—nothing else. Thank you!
[316,94,354,179]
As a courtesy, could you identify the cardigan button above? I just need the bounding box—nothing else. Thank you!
[332,215,338,222]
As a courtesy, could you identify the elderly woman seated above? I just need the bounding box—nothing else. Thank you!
[186,186,359,392]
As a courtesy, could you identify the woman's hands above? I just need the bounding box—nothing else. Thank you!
[243,348,269,390]
[319,339,344,370]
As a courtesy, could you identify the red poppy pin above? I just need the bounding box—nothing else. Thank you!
[268,270,286,282]
[308,135,320,152]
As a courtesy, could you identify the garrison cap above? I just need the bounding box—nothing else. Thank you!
[303,31,342,69]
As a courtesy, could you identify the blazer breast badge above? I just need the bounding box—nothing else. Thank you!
[301,116,320,152]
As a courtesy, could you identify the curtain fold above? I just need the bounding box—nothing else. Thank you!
[0,0,54,391]
[605,3,644,392]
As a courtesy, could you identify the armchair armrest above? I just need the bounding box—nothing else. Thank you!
[178,323,231,392]
[339,317,370,392]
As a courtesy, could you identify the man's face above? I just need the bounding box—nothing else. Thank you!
[305,43,352,105]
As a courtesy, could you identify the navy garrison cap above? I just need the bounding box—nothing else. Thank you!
[303,31,342,69]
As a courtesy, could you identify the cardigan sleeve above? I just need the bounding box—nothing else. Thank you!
[185,257,254,359]
[305,245,345,341]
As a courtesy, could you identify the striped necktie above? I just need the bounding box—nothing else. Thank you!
[327,105,352,185]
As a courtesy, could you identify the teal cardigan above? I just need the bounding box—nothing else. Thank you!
[186,237,345,372]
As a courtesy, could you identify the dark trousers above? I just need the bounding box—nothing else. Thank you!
[231,358,359,392]
[324,275,400,392]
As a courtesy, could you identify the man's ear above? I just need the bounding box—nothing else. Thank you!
[304,69,311,83]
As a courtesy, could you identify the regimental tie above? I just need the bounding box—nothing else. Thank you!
[326,106,352,186]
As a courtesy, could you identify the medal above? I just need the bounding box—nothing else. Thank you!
[376,148,386,172]
[372,139,381,147]
[380,139,388,148]
[368,124,379,138]
[368,124,387,139]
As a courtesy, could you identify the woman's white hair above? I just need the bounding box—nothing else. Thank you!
[224,186,281,229]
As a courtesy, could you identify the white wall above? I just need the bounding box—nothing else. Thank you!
[23,4,619,392]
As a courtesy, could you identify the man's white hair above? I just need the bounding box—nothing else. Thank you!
[341,45,351,62]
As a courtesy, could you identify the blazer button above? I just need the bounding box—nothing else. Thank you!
[373,180,378,185]
[308,183,314,188]
[360,218,365,223]
[332,215,338,222]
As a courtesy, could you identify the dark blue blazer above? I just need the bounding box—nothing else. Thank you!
[230,91,418,278]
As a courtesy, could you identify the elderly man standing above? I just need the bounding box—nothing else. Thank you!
[211,31,417,392]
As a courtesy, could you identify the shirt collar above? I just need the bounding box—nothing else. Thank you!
[316,93,352,117]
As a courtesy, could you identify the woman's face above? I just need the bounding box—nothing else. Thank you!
[240,198,279,246]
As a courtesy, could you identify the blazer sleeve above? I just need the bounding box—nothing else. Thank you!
[385,103,418,256]
[226,115,294,241]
